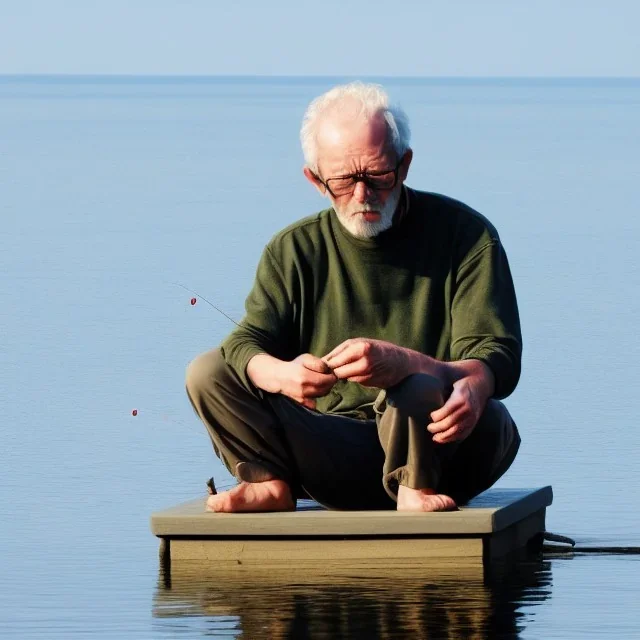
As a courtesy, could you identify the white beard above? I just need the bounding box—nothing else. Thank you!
[332,185,403,239]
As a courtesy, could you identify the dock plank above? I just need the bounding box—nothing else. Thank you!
[150,486,552,538]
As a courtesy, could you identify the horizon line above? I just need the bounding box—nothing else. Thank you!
[1,73,639,81]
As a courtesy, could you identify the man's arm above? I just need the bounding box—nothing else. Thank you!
[322,339,492,392]
[415,232,521,443]
[406,351,495,397]
[322,338,496,444]
[220,245,296,390]
[247,352,336,410]
[449,238,522,400]
[322,339,447,388]
[223,242,339,409]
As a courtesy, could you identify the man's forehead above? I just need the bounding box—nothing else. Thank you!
[315,110,391,169]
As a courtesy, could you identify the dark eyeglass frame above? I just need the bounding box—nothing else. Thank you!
[312,155,405,198]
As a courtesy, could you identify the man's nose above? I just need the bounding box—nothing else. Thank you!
[353,179,373,204]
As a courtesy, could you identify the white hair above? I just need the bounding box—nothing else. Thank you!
[300,82,411,173]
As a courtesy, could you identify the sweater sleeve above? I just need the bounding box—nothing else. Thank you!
[450,239,523,399]
[220,245,296,389]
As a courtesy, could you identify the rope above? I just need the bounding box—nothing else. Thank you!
[542,531,640,555]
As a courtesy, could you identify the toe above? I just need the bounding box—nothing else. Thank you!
[206,494,225,512]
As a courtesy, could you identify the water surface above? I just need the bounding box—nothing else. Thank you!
[1,76,639,638]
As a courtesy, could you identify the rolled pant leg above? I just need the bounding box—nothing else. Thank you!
[376,373,521,504]
[185,349,297,485]
[376,373,457,499]
[185,349,395,510]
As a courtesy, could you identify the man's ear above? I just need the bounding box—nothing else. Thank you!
[399,149,413,182]
[303,166,327,196]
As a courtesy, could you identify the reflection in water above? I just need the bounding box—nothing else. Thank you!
[153,554,552,638]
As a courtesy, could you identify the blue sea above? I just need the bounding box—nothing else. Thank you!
[1,76,639,638]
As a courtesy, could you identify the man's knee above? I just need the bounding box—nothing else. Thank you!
[476,399,516,440]
[384,373,445,415]
[471,399,521,477]
[185,348,230,399]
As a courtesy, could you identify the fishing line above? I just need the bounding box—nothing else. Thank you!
[172,282,243,327]
[131,282,247,496]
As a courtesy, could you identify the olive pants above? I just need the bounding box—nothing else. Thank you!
[185,349,520,509]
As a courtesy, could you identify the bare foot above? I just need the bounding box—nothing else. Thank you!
[396,485,458,512]
[205,479,295,513]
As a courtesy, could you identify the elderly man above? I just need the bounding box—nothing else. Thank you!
[186,82,521,513]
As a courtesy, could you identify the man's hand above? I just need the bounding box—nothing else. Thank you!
[274,354,337,410]
[427,361,495,444]
[322,338,410,389]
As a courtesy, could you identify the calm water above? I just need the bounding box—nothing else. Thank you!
[1,76,639,638]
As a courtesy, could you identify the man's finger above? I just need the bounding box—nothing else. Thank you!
[427,404,467,434]
[346,375,371,385]
[322,340,352,362]
[324,345,362,370]
[299,396,317,410]
[331,359,367,380]
[305,376,337,396]
[433,422,463,443]
[433,417,474,444]
[432,425,459,443]
[430,392,464,423]
[300,353,334,374]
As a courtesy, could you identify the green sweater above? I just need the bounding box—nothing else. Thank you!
[221,188,522,419]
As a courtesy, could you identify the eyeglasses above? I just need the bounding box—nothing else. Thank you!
[313,156,404,198]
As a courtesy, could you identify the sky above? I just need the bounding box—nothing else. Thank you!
[2,0,639,77]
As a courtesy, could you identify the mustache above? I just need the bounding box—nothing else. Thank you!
[349,201,381,213]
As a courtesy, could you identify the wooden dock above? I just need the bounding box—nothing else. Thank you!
[150,486,552,565]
